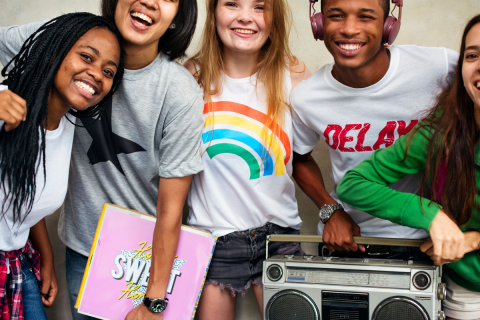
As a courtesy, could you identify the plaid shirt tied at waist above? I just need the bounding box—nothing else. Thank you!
[0,240,41,320]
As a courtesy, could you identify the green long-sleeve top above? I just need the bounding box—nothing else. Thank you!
[337,124,480,292]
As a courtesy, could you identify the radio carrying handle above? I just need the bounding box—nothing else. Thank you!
[265,234,427,259]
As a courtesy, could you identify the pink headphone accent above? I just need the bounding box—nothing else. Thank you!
[309,0,403,45]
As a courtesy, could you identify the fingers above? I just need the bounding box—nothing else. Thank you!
[0,90,27,131]
[428,210,465,265]
[40,277,53,307]
[420,238,433,253]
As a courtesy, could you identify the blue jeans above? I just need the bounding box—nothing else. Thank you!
[65,247,96,320]
[20,254,47,320]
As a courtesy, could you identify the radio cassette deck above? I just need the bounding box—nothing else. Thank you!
[263,235,446,320]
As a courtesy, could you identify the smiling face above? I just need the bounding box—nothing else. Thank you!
[323,0,385,70]
[215,0,271,56]
[50,27,120,112]
[114,0,179,51]
[463,23,480,110]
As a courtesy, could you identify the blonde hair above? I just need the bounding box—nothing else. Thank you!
[190,0,298,130]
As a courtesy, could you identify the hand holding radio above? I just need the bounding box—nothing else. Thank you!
[421,210,465,265]
[323,209,366,253]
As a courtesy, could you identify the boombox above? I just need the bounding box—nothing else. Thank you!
[263,235,446,320]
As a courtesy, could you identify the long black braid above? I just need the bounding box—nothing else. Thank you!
[0,12,124,226]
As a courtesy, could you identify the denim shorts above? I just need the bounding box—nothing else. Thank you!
[205,223,302,296]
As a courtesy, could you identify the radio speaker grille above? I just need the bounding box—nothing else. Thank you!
[266,289,319,320]
[373,296,429,320]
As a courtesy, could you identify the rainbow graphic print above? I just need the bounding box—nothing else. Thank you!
[202,101,291,180]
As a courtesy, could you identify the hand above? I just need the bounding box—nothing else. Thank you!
[39,260,58,307]
[125,304,163,320]
[422,230,480,262]
[420,210,464,265]
[322,210,365,252]
[0,90,26,131]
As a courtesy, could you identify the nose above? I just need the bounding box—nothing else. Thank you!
[340,15,360,37]
[139,0,158,10]
[87,63,104,84]
[237,6,253,24]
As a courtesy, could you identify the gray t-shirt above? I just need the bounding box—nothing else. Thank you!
[0,22,204,256]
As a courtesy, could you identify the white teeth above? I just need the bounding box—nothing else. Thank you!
[75,81,96,96]
[339,43,363,51]
[131,12,153,25]
[477,82,480,89]
[233,28,256,34]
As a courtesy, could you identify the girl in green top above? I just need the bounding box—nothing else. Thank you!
[337,15,480,320]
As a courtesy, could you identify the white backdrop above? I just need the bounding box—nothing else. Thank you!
[1,0,480,319]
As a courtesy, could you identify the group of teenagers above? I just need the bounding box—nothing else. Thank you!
[0,0,479,319]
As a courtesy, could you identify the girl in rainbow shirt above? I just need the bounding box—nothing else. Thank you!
[185,0,311,318]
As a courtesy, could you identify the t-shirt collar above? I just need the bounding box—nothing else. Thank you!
[324,46,400,95]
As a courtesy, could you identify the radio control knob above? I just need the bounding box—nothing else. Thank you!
[266,264,283,282]
[437,283,446,301]
[437,311,446,320]
[284,255,294,259]
[303,255,314,260]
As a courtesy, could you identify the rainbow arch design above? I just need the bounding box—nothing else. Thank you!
[202,101,291,180]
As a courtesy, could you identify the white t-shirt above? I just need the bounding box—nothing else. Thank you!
[188,72,302,236]
[0,85,75,251]
[292,45,458,238]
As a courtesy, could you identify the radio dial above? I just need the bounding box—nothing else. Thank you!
[413,271,431,290]
[437,283,446,300]
[266,264,283,282]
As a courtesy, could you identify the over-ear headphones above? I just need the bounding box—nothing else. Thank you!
[309,0,403,45]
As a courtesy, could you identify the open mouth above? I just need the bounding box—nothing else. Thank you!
[74,80,97,97]
[336,42,365,52]
[131,12,153,27]
[231,28,257,35]
[476,81,480,90]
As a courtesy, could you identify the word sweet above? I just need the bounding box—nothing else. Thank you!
[111,241,186,303]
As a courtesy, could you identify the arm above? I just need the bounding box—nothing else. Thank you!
[0,22,44,66]
[29,218,58,307]
[337,125,464,265]
[292,151,364,252]
[126,176,192,320]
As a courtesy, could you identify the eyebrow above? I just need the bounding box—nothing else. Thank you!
[326,7,378,15]
[79,45,118,68]
[465,45,480,51]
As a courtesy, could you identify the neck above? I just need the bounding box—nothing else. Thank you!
[223,46,261,79]
[123,40,160,70]
[332,47,391,89]
[46,92,69,131]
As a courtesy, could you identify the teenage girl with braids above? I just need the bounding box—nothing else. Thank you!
[184,0,310,318]
[0,12,123,320]
[337,15,480,320]
[0,1,203,320]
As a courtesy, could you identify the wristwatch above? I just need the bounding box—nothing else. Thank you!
[319,203,344,223]
[144,296,168,313]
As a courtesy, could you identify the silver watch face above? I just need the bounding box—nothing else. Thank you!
[320,206,333,221]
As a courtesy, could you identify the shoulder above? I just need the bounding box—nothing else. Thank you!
[395,45,458,64]
[183,59,198,77]
[161,58,202,100]
[289,58,312,90]
[291,63,331,105]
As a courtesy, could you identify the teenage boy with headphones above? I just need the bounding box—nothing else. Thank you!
[292,0,458,257]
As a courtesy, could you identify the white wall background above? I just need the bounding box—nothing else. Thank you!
[1,0,480,319]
